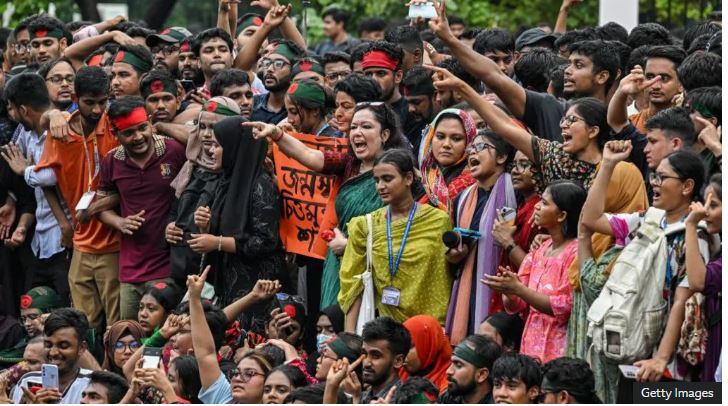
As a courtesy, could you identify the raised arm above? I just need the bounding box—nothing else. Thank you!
[252,0,307,50]
[89,15,127,36]
[428,0,528,118]
[223,279,281,323]
[243,122,325,172]
[233,4,292,71]
[188,266,223,389]
[217,0,233,37]
[554,0,582,34]
[684,198,711,292]
[580,140,630,236]
[608,65,660,133]
[63,30,136,71]
[427,64,535,161]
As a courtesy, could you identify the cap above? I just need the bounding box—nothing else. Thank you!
[146,27,193,48]
[515,28,556,51]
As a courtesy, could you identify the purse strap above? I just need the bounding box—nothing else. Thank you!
[366,213,373,272]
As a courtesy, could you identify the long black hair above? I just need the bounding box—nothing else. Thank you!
[665,150,705,201]
[171,355,202,403]
[544,180,587,239]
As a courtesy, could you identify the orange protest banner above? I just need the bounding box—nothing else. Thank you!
[273,132,348,259]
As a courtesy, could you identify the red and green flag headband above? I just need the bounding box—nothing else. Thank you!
[142,79,177,99]
[30,27,65,40]
[203,100,239,117]
[112,107,149,132]
[271,43,298,63]
[292,59,325,77]
[287,81,326,107]
[114,50,152,72]
[236,15,264,36]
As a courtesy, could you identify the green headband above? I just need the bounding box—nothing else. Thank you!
[293,59,325,77]
[453,343,488,368]
[114,50,152,73]
[142,78,177,99]
[410,392,437,404]
[271,43,298,63]
[30,27,64,41]
[203,100,239,117]
[287,81,326,107]
[237,15,264,36]
[328,338,359,363]
[692,102,715,119]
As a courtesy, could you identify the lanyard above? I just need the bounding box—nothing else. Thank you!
[316,123,331,136]
[386,203,418,280]
[81,133,100,191]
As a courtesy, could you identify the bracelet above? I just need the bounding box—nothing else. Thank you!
[218,235,223,251]
[271,127,284,142]
[504,242,517,256]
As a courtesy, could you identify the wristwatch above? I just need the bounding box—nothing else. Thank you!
[504,242,517,256]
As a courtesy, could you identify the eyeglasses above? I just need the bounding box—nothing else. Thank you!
[20,314,41,323]
[649,172,683,186]
[466,141,497,155]
[14,43,31,54]
[114,340,141,352]
[512,160,532,174]
[559,115,585,127]
[46,75,75,85]
[276,293,304,304]
[326,71,351,82]
[229,368,265,383]
[151,45,180,56]
[259,58,291,71]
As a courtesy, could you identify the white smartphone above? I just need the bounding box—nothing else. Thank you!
[41,364,59,389]
[408,2,437,19]
[142,347,162,369]
[500,206,517,225]
[618,364,638,379]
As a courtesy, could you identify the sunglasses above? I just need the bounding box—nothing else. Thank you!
[276,293,304,304]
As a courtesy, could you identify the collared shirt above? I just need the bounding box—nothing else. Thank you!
[12,368,92,404]
[14,125,68,259]
[99,135,186,283]
[361,376,400,404]
[251,93,288,125]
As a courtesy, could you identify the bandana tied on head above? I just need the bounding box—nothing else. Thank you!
[30,27,65,40]
[112,107,148,132]
[114,50,152,73]
[361,50,399,71]
[292,58,325,77]
[203,99,241,117]
[271,43,298,63]
[141,79,177,99]
[286,81,326,107]
[179,40,192,53]
[20,286,61,313]
[85,54,104,67]
[236,14,264,36]
[327,336,360,363]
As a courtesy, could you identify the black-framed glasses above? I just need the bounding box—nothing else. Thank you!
[19,314,41,323]
[151,45,180,56]
[14,43,31,54]
[649,172,683,186]
[512,160,533,174]
[114,340,141,352]
[259,58,291,71]
[326,71,351,82]
[466,141,497,155]
[229,368,265,383]
[559,115,585,127]
[46,75,75,85]
[276,293,304,304]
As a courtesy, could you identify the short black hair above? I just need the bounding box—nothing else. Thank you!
[322,7,350,27]
[514,48,563,93]
[334,72,381,102]
[677,50,722,92]
[596,22,629,43]
[361,317,412,357]
[685,86,721,125]
[448,15,465,26]
[173,300,228,350]
[437,57,483,93]
[269,364,308,390]
[284,382,346,404]
[116,44,153,75]
[140,69,177,99]
[478,129,515,168]
[358,17,387,37]
[473,28,515,55]
[645,45,687,70]
[123,25,154,39]
[210,68,250,97]
[350,42,371,68]
[462,335,502,377]
[44,308,89,343]
[385,26,423,52]
[192,28,233,56]
[682,21,721,51]
[607,40,633,78]
[666,150,705,200]
[28,14,72,45]
[391,376,439,404]
[626,45,650,70]
[554,28,600,51]
[549,64,568,99]
[545,180,587,239]
[36,57,74,80]
[402,65,435,96]
[627,22,672,49]
[65,21,92,33]
[87,371,129,404]
[461,28,483,40]
[567,40,621,93]
[366,40,404,71]
[4,72,50,111]
[13,14,37,38]
[74,66,110,98]
[645,107,696,147]
[322,51,350,68]
[541,357,602,404]
[491,353,542,389]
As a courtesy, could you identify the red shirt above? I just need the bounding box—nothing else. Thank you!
[98,136,186,283]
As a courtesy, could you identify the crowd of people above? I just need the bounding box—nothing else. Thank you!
[0,0,723,403]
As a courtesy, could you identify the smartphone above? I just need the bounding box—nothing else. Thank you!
[618,364,638,379]
[275,293,295,338]
[41,364,59,389]
[408,2,437,19]
[142,347,162,369]
[180,79,196,93]
[499,207,517,225]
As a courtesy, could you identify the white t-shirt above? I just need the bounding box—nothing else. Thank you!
[12,368,92,404]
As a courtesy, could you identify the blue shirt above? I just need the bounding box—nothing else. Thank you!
[198,372,233,404]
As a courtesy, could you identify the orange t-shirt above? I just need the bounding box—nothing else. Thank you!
[36,112,120,254]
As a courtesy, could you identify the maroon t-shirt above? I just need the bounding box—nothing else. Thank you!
[99,136,186,283]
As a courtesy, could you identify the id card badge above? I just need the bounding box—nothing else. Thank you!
[75,191,96,211]
[381,287,401,307]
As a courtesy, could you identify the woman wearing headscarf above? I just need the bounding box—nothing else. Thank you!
[166,97,241,284]
[102,320,146,376]
[419,108,478,214]
[400,315,452,393]
[189,115,286,333]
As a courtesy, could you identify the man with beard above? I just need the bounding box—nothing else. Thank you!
[178,37,201,84]
[30,66,121,333]
[210,69,254,119]
[110,45,153,99]
[402,66,437,153]
[139,70,193,144]
[37,58,77,113]
[12,308,93,404]
[146,26,192,78]
[361,41,410,132]
[252,40,302,124]
[360,318,411,404]
[27,14,72,65]
[193,28,234,98]
[96,97,185,320]
[439,335,502,404]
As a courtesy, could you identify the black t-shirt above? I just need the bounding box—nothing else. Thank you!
[523,90,566,142]
[438,389,494,404]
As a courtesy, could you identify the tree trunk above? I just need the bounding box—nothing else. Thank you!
[144,0,179,30]
[75,0,101,21]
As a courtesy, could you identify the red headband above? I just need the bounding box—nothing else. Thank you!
[112,107,148,131]
[86,54,103,67]
[362,50,399,71]
[180,42,190,53]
